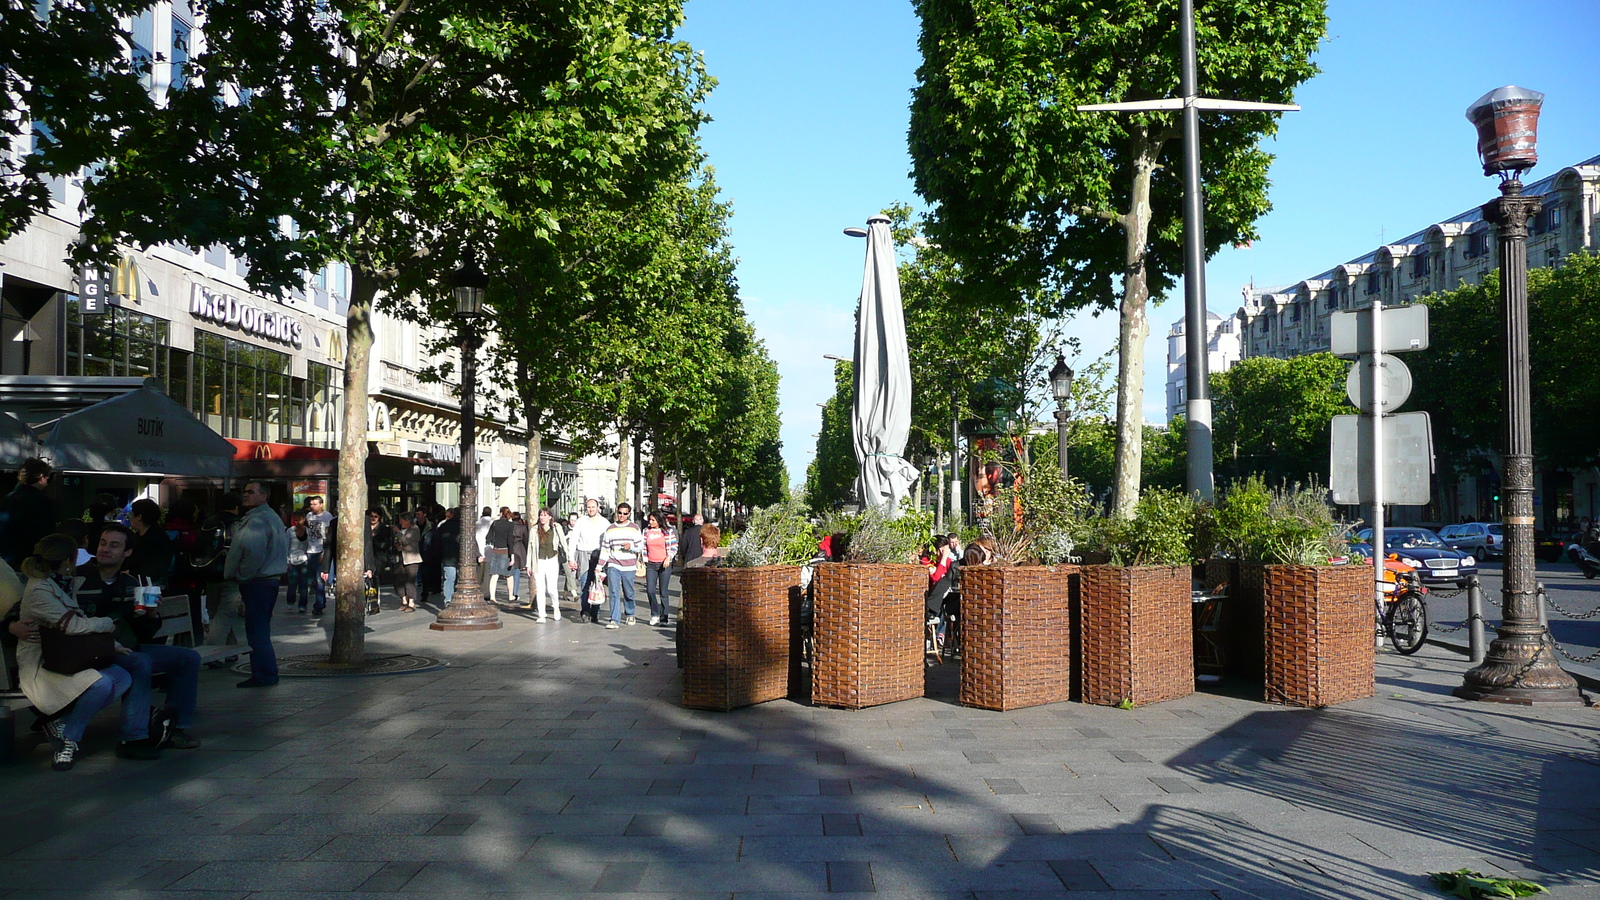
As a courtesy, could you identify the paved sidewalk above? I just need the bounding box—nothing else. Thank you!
[3,597,1599,899]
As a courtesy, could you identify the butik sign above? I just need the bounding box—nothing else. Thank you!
[190,284,304,347]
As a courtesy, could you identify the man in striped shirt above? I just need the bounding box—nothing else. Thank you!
[597,502,644,629]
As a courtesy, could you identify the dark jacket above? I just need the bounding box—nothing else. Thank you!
[510,520,530,568]
[0,483,53,565]
[678,524,703,566]
[129,525,175,584]
[435,517,461,568]
[74,562,159,649]
[363,522,392,576]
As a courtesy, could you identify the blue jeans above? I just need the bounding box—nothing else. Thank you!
[286,563,313,610]
[138,643,200,728]
[606,566,636,623]
[510,566,521,598]
[644,562,672,620]
[306,552,327,611]
[441,565,458,604]
[110,651,154,740]
[60,664,134,743]
[240,576,281,683]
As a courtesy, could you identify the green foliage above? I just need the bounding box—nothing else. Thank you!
[1211,353,1348,485]
[722,498,817,568]
[1213,477,1350,565]
[805,360,858,515]
[1413,253,1600,473]
[910,0,1326,516]
[818,505,925,565]
[1097,487,1203,567]
[1428,869,1546,899]
[0,0,153,241]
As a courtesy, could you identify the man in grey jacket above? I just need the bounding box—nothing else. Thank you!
[227,481,289,687]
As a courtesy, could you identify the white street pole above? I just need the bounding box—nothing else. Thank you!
[1371,297,1386,639]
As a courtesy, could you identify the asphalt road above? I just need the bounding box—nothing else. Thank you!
[1423,558,1600,666]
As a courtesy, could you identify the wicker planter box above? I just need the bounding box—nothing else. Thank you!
[811,563,924,709]
[1080,565,1193,707]
[1261,563,1373,707]
[680,565,800,711]
[1200,558,1266,680]
[960,565,1077,711]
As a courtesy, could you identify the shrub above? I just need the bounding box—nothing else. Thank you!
[1099,487,1202,566]
[721,498,817,568]
[1213,477,1350,565]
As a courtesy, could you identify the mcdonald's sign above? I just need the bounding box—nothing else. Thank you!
[114,255,142,304]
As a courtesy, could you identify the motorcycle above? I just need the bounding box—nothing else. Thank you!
[1566,541,1600,579]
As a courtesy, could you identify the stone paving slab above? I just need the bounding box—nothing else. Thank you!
[3,601,1599,899]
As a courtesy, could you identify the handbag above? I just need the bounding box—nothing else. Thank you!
[40,621,117,675]
[365,578,381,616]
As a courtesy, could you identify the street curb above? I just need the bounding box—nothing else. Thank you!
[1428,634,1600,693]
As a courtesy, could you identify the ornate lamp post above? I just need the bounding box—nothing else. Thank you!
[1048,354,1074,482]
[432,259,502,632]
[1455,86,1578,704]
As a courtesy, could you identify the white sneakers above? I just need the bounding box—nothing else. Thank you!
[649,616,660,626]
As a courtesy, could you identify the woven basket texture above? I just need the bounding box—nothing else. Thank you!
[959,565,1077,711]
[680,566,799,711]
[1262,563,1373,707]
[1080,565,1194,707]
[811,563,924,710]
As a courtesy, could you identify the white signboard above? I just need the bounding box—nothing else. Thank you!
[1330,411,1434,506]
[1330,305,1429,357]
[1345,354,1413,413]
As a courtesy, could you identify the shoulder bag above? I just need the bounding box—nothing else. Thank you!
[40,611,116,674]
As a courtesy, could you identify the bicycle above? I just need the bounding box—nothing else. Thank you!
[1377,564,1429,655]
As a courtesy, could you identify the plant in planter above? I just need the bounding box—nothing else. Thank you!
[810,503,926,709]
[1078,487,1201,708]
[1212,478,1371,708]
[680,498,813,712]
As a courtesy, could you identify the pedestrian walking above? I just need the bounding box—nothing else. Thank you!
[226,481,288,688]
[286,513,313,612]
[485,507,515,605]
[435,507,461,604]
[0,458,54,567]
[568,498,608,622]
[303,495,332,615]
[510,511,529,605]
[597,502,644,629]
[393,512,422,612]
[531,508,564,622]
[642,510,677,626]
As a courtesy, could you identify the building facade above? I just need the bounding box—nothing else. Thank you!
[1164,309,1244,422]
[1175,153,1600,526]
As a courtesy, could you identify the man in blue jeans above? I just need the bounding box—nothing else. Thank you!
[303,495,333,616]
[226,480,289,687]
[76,522,203,749]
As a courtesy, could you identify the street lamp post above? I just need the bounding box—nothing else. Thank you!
[1049,354,1074,483]
[432,260,502,632]
[1455,86,1578,704]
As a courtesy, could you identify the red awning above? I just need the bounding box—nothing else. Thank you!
[228,439,339,462]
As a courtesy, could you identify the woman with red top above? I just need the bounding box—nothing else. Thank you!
[642,511,678,627]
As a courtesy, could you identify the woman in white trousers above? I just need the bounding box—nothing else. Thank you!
[531,508,565,622]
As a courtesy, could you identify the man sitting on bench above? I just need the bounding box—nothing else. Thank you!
[76,523,202,749]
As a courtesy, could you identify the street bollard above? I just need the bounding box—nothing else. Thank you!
[1467,576,1486,664]
[1537,582,1548,630]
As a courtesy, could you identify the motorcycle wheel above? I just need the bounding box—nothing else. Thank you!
[1389,593,1428,655]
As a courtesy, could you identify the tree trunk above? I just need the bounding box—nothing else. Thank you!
[615,435,630,507]
[330,270,378,665]
[1110,133,1160,520]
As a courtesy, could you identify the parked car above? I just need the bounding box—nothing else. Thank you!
[1353,527,1478,587]
[1438,522,1503,558]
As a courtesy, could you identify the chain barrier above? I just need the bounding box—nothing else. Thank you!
[1545,633,1600,665]
[1539,592,1600,621]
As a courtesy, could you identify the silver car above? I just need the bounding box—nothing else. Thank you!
[1439,522,1503,559]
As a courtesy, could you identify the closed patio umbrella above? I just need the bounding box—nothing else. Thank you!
[851,215,918,514]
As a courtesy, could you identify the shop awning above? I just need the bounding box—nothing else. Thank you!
[0,411,38,464]
[38,386,236,477]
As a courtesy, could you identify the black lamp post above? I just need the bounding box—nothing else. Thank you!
[432,259,502,632]
[1049,354,1074,483]
[1455,86,1578,704]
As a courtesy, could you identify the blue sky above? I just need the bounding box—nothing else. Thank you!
[678,0,1600,487]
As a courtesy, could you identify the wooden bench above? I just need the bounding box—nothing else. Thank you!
[154,594,249,667]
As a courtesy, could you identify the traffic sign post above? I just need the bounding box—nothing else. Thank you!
[1330,302,1433,620]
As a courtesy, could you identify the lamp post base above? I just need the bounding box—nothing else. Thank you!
[1455,634,1583,706]
[430,593,503,631]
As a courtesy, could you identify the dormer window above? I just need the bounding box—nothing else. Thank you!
[1411,252,1430,279]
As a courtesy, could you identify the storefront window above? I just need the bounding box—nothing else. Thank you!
[190,329,290,442]
[65,297,170,384]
